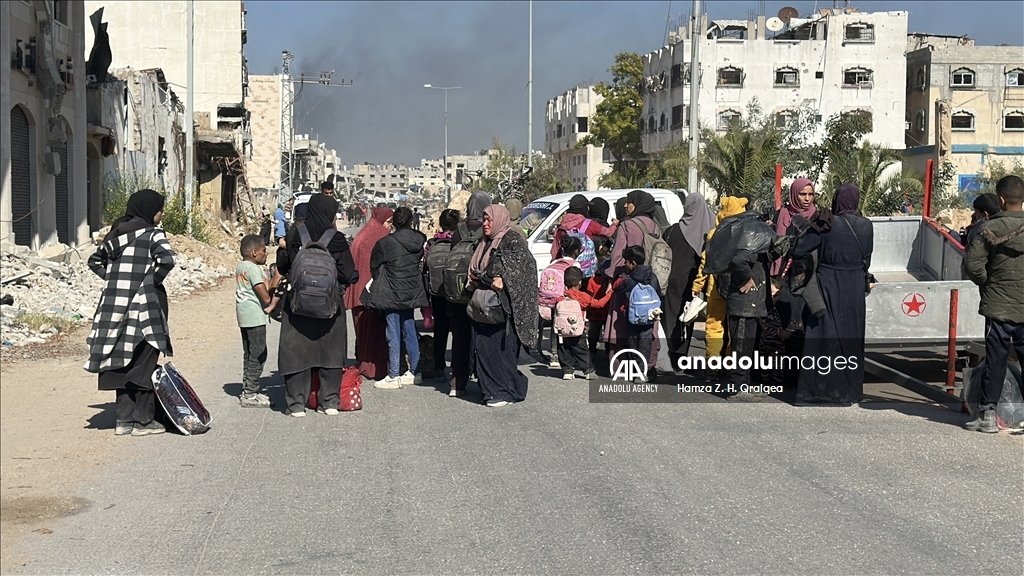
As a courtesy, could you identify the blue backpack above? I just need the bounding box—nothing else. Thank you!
[628,282,661,325]
[568,219,597,277]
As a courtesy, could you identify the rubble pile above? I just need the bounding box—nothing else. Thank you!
[1,242,231,349]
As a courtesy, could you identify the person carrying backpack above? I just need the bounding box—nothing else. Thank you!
[550,194,616,268]
[423,209,460,383]
[611,245,663,382]
[445,191,491,397]
[556,266,613,380]
[539,235,581,367]
[275,194,356,417]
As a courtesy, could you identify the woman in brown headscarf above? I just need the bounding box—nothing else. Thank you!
[344,207,394,380]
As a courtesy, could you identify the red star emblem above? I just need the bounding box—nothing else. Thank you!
[902,293,926,317]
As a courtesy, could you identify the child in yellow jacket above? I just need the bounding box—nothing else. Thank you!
[691,196,749,363]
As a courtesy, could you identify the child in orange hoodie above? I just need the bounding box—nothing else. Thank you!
[559,266,613,380]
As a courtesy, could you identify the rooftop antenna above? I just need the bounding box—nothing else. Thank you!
[663,0,673,45]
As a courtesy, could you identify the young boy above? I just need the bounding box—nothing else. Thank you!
[613,245,662,383]
[540,235,583,368]
[557,267,613,380]
[236,234,273,408]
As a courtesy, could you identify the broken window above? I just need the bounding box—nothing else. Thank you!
[914,110,926,133]
[1004,111,1024,131]
[844,23,874,43]
[556,124,563,138]
[951,68,975,88]
[577,117,588,133]
[648,116,656,134]
[775,111,798,129]
[659,113,667,132]
[774,67,799,87]
[53,0,69,25]
[1006,69,1024,87]
[951,111,975,131]
[717,109,741,130]
[915,67,927,90]
[718,66,744,87]
[843,67,873,87]
[671,105,684,129]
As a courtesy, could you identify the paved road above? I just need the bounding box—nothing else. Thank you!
[9,227,1023,575]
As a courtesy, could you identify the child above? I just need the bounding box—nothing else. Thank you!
[557,267,613,380]
[236,235,273,408]
[585,237,614,367]
[613,245,662,383]
[757,278,788,385]
[539,235,583,367]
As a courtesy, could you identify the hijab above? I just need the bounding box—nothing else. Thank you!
[371,206,393,225]
[678,193,715,255]
[345,206,394,308]
[106,188,165,242]
[505,199,524,220]
[833,183,861,215]
[466,191,492,223]
[614,197,628,222]
[590,198,611,226]
[776,178,817,236]
[567,194,591,217]
[305,193,339,241]
[625,189,658,220]
[470,205,512,273]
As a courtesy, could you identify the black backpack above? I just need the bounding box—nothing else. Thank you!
[424,237,452,297]
[443,223,482,304]
[289,224,338,319]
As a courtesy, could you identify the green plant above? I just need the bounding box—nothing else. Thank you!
[698,119,781,208]
[161,191,212,242]
[13,312,82,333]
[577,52,645,176]
[974,158,1024,196]
[598,162,646,189]
[103,172,163,226]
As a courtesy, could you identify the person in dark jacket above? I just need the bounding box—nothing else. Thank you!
[447,191,491,397]
[368,207,429,389]
[724,244,771,401]
[612,245,663,382]
[276,194,356,417]
[964,175,1024,433]
[793,183,873,407]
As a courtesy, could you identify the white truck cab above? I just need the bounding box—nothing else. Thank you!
[520,188,687,274]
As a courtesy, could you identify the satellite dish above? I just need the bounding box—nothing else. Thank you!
[778,6,799,23]
[766,16,785,32]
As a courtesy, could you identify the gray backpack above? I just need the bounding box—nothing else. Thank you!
[629,219,672,295]
[289,224,338,319]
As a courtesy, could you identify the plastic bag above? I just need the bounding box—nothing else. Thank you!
[703,212,779,275]
[341,367,363,411]
[962,363,1024,428]
[152,363,211,435]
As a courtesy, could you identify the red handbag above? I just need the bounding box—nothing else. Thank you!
[340,366,363,411]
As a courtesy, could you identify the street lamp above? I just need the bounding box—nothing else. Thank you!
[423,84,462,204]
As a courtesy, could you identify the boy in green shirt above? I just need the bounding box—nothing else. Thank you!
[236,235,273,408]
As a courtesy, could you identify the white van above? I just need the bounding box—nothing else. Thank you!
[519,188,687,274]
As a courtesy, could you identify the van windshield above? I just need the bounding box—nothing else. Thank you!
[520,201,558,236]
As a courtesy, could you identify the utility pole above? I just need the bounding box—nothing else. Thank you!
[279,52,353,206]
[185,0,194,234]
[424,85,462,204]
[687,0,701,198]
[527,0,533,168]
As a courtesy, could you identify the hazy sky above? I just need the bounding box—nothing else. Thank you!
[244,1,1024,167]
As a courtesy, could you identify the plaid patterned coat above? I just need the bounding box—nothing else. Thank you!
[84,227,176,373]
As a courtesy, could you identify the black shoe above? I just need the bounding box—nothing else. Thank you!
[965,410,998,433]
[131,420,167,436]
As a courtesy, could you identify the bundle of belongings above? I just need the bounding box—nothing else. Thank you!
[702,211,789,276]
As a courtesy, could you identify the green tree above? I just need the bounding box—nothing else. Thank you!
[642,140,690,190]
[475,138,572,203]
[597,162,646,189]
[577,52,645,175]
[698,104,781,208]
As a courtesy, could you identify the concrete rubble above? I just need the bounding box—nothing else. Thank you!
[0,238,230,349]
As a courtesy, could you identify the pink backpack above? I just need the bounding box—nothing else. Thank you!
[554,298,585,337]
[539,257,575,307]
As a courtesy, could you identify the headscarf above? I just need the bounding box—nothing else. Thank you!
[567,194,591,217]
[614,197,628,222]
[305,193,339,241]
[106,189,165,242]
[679,193,715,255]
[469,205,511,273]
[505,199,524,220]
[625,189,658,220]
[345,206,394,309]
[590,198,611,226]
[293,203,309,221]
[775,178,817,236]
[832,183,860,216]
[466,191,492,223]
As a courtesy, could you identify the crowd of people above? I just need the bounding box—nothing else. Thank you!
[84,175,1024,431]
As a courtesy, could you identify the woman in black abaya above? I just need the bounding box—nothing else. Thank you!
[661,193,714,368]
[793,184,873,405]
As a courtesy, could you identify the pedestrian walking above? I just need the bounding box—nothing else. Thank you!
[612,245,662,382]
[85,189,175,436]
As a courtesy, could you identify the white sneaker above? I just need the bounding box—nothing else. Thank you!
[374,375,402,389]
[413,372,423,385]
[562,373,575,381]
[399,371,415,386]
[549,358,561,369]
[486,400,509,408]
[318,408,339,416]
[290,410,306,418]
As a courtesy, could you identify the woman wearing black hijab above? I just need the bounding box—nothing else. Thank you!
[276,193,357,416]
[86,189,176,436]
[550,194,616,261]
[793,183,873,405]
[590,198,612,227]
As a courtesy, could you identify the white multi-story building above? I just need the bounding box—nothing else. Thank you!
[408,159,444,195]
[545,86,612,190]
[351,163,408,193]
[642,8,908,156]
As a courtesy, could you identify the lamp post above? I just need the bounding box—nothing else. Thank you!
[423,84,462,203]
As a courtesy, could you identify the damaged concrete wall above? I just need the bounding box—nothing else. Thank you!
[114,68,185,195]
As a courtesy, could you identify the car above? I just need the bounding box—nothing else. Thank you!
[519,188,688,274]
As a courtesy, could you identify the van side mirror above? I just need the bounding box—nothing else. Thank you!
[544,225,557,243]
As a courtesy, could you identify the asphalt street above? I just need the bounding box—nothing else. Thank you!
[9,226,1023,575]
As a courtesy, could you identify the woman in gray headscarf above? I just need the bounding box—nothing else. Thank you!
[660,193,715,368]
[505,198,526,237]
[446,190,491,396]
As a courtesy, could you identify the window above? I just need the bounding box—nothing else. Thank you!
[951,111,974,131]
[577,117,588,133]
[915,67,927,90]
[1007,69,1024,87]
[556,124,563,138]
[844,23,874,43]
[647,115,656,134]
[775,110,798,129]
[951,68,975,88]
[843,67,873,87]
[1004,111,1024,131]
[815,71,824,79]
[671,104,684,129]
[659,113,667,132]
[717,66,744,87]
[914,110,926,133]
[53,0,69,25]
[774,67,799,87]
[717,109,741,130]
[670,63,691,87]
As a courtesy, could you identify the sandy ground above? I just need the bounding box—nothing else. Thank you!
[0,276,239,570]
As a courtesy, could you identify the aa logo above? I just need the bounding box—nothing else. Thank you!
[610,349,648,382]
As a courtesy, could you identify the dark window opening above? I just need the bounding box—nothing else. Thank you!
[775,67,799,86]
[951,68,974,87]
[1004,112,1024,130]
[844,23,874,42]
[1007,69,1024,87]
[843,68,873,87]
[671,105,683,129]
[718,67,743,87]
[815,71,824,79]
[577,117,588,133]
[951,112,974,130]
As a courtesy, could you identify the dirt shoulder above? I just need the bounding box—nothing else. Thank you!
[0,276,240,570]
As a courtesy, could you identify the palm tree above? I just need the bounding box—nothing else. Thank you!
[699,124,781,205]
[819,142,923,215]
[598,162,646,189]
